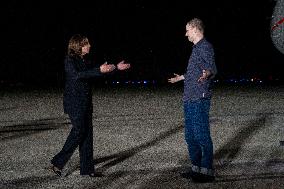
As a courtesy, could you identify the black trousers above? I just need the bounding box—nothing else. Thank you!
[51,110,94,175]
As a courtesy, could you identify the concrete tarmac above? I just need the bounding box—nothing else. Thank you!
[0,84,284,188]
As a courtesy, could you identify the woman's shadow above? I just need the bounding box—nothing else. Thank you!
[65,124,184,176]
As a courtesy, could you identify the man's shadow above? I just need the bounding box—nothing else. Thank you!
[214,113,271,167]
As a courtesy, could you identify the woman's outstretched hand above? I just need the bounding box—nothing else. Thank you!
[117,60,131,71]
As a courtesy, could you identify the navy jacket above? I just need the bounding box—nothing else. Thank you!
[63,55,103,115]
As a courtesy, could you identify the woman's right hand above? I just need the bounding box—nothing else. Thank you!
[100,62,116,73]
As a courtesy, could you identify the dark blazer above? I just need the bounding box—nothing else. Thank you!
[63,55,102,116]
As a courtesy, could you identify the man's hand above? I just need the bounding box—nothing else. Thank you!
[117,60,131,71]
[198,70,210,82]
[168,73,184,83]
[100,62,116,73]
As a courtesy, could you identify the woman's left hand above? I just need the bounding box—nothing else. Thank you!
[117,60,131,71]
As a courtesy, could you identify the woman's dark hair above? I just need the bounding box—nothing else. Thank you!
[67,34,89,57]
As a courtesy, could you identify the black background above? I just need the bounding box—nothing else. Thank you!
[1,0,283,87]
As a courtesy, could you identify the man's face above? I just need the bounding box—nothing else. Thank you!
[185,24,195,42]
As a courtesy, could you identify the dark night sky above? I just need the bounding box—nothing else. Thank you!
[1,0,283,86]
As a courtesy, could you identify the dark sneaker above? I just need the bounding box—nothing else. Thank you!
[191,173,215,183]
[180,170,199,179]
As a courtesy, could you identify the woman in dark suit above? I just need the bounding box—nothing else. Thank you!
[50,34,130,177]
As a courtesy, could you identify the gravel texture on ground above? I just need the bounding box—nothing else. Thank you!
[0,85,283,188]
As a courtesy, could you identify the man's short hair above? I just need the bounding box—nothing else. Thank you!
[187,18,204,33]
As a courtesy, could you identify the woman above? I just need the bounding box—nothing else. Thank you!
[50,34,130,177]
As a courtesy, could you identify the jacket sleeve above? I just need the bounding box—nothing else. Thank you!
[65,57,104,80]
[77,67,103,79]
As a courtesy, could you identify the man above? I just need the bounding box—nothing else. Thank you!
[168,18,217,183]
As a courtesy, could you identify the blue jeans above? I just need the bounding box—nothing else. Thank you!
[183,98,214,174]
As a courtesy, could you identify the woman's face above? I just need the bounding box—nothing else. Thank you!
[81,42,91,56]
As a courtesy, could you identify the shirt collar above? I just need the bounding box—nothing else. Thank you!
[193,38,205,48]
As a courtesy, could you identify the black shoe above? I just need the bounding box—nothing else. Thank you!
[191,173,215,183]
[180,170,197,179]
[50,165,62,177]
[87,172,104,177]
